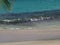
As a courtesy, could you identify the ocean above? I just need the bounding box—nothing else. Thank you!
[0,0,60,30]
[0,0,60,13]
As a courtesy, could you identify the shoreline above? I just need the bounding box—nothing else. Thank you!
[0,27,60,45]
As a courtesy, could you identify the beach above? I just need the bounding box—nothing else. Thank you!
[0,20,59,45]
[0,0,60,45]
[0,40,60,45]
[0,29,60,45]
[0,26,59,45]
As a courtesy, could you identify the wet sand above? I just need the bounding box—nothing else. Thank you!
[0,28,60,42]
[0,26,60,45]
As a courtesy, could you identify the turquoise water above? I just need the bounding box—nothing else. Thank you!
[0,0,60,29]
[0,0,60,13]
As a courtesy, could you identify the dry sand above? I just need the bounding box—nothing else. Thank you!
[0,40,60,45]
[0,27,60,45]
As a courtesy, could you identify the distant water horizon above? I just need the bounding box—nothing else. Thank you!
[0,0,60,13]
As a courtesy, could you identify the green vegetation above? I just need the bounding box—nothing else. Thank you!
[0,0,14,11]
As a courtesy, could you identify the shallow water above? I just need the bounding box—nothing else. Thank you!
[0,20,60,30]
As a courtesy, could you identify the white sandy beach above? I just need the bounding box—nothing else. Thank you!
[0,40,60,45]
[0,20,59,45]
[0,26,60,45]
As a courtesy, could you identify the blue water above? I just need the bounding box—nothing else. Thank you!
[0,0,60,13]
[0,0,60,42]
